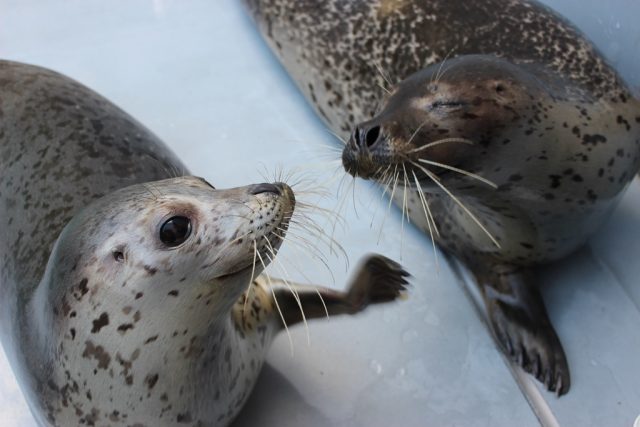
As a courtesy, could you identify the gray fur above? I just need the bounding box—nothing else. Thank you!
[241,0,640,395]
[0,60,409,426]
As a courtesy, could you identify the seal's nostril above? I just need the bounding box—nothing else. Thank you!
[250,183,281,196]
[352,124,381,149]
[351,126,363,148]
[365,126,380,147]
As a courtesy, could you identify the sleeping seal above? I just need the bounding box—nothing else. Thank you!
[241,0,640,394]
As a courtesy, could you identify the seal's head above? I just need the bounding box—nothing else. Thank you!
[45,175,293,307]
[30,176,295,424]
[342,55,552,191]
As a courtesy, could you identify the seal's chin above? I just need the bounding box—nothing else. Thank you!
[216,262,261,281]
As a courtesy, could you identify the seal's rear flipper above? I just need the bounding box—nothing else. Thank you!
[475,264,570,396]
[269,254,410,327]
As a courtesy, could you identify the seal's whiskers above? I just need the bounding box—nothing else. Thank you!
[408,137,475,153]
[378,167,400,244]
[243,241,260,315]
[410,160,501,248]
[256,249,294,355]
[417,159,498,188]
[367,165,393,228]
[407,119,430,146]
[268,233,330,321]
[326,128,348,145]
[411,170,440,271]
[274,227,337,285]
[400,165,412,258]
[373,60,394,93]
[263,237,311,346]
[432,47,457,85]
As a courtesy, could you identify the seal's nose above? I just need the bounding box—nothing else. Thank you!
[249,183,282,196]
[351,123,381,150]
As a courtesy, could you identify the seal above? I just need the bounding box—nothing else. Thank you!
[0,60,410,426]
[241,0,640,394]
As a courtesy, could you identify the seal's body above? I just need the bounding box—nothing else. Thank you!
[242,0,640,394]
[0,60,408,426]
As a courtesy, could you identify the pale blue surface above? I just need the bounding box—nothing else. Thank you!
[0,1,638,426]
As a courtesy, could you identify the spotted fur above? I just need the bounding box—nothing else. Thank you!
[242,0,640,395]
[0,60,409,426]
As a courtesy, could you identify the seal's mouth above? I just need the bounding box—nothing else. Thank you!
[341,136,454,186]
[209,182,295,281]
[245,181,295,268]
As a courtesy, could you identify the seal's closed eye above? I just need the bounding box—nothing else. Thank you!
[160,216,192,247]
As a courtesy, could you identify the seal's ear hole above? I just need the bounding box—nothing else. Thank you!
[113,251,125,263]
[495,83,506,94]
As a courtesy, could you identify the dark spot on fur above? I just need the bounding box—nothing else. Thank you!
[144,335,159,344]
[582,134,607,146]
[91,313,109,333]
[145,373,159,390]
[168,290,179,297]
[177,413,193,423]
[144,265,157,275]
[117,324,134,334]
[82,341,111,369]
[78,278,89,297]
[509,174,523,182]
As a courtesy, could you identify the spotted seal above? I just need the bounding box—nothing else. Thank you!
[0,60,409,426]
[241,0,640,394]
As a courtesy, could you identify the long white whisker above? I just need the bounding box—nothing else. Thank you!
[378,168,399,244]
[325,128,348,145]
[373,60,393,91]
[263,237,311,347]
[243,240,259,314]
[410,161,501,248]
[267,237,331,322]
[417,159,498,189]
[409,137,475,153]
[256,249,294,355]
[411,169,440,271]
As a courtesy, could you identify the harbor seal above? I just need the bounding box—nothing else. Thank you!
[0,60,409,426]
[241,0,640,394]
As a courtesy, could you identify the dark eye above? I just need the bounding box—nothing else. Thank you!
[160,216,192,247]
[430,100,467,110]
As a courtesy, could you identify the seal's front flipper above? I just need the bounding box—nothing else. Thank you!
[475,265,570,395]
[271,254,410,327]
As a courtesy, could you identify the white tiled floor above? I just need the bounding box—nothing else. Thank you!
[0,1,638,426]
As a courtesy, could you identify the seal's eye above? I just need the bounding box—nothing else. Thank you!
[431,100,467,110]
[160,216,192,247]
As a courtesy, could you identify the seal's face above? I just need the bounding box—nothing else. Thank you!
[342,56,542,191]
[99,177,294,291]
[50,176,295,311]
[35,176,295,424]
